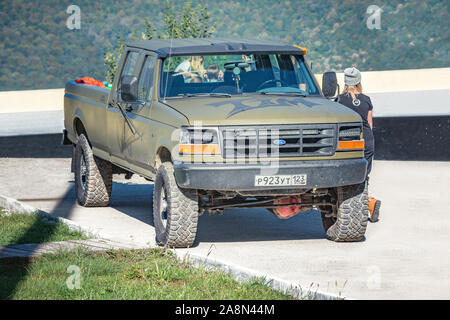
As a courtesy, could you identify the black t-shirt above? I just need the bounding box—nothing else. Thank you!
[336,93,373,138]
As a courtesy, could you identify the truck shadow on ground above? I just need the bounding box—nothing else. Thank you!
[108,182,154,225]
[108,182,329,244]
[195,209,327,243]
[0,134,71,158]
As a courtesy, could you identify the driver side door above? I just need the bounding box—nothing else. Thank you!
[122,54,158,177]
[107,49,142,168]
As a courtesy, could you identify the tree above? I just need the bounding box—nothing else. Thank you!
[104,0,214,84]
[104,38,126,84]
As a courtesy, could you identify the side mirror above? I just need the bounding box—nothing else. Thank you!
[322,71,338,98]
[121,75,138,101]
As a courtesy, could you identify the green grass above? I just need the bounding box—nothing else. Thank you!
[0,208,87,246]
[0,248,294,300]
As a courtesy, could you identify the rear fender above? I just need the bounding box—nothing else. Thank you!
[73,109,87,142]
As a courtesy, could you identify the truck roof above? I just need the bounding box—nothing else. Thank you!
[127,38,305,58]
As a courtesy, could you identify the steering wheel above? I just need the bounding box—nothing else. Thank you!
[256,79,289,91]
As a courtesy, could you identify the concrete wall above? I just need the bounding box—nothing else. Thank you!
[315,67,450,93]
[0,88,64,114]
[373,115,450,161]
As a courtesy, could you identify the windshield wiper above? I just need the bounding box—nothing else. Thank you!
[183,93,232,98]
[258,91,308,97]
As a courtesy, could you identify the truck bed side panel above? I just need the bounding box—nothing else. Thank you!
[64,81,110,154]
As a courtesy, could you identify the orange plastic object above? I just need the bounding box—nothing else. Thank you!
[293,45,307,54]
[337,140,365,150]
[75,76,106,88]
[272,196,301,219]
[368,197,377,216]
[179,144,220,154]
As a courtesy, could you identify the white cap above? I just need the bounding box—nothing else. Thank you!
[344,67,361,86]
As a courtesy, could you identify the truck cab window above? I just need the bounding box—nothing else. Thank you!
[117,51,140,101]
[121,51,140,77]
[160,53,319,97]
[138,55,157,101]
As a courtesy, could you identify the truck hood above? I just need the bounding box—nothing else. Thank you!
[164,94,361,126]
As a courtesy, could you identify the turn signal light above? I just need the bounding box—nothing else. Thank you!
[179,144,220,155]
[337,140,365,151]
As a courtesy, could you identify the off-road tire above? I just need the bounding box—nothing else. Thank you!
[322,182,369,242]
[153,162,199,248]
[74,134,112,207]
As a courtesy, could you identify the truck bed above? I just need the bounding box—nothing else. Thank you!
[65,80,110,106]
[63,81,110,147]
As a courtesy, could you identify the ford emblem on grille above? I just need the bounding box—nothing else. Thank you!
[273,139,286,146]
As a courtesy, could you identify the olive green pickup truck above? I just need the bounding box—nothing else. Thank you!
[63,38,369,247]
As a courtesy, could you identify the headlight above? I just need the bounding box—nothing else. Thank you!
[179,127,220,155]
[337,124,364,151]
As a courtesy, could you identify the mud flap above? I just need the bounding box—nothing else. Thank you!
[71,144,76,173]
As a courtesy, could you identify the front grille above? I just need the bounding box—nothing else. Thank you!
[221,124,337,158]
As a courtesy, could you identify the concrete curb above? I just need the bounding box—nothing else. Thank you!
[173,249,345,300]
[0,194,344,300]
[0,194,112,239]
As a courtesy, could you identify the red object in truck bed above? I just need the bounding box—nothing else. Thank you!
[75,77,106,88]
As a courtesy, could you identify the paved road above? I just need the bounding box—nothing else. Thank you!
[0,157,449,299]
[0,111,63,136]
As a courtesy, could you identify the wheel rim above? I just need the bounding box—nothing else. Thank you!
[79,153,88,191]
[159,186,168,229]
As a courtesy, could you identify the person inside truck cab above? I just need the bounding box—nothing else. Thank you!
[189,75,203,83]
[174,55,205,82]
[241,54,256,71]
[336,67,381,222]
[204,64,221,82]
[289,55,307,91]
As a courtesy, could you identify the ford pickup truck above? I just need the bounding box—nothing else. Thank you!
[63,38,369,247]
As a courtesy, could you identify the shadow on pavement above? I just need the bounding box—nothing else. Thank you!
[0,134,71,158]
[109,183,154,226]
[195,209,327,243]
[109,182,328,244]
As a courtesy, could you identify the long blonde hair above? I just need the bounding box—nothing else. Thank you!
[189,56,204,74]
[342,82,363,100]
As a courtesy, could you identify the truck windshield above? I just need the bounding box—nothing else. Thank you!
[160,53,319,98]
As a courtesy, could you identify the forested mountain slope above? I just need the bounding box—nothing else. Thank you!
[0,0,448,90]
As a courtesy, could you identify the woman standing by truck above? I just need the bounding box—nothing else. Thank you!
[336,67,381,222]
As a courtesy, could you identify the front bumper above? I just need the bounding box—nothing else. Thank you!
[173,158,367,191]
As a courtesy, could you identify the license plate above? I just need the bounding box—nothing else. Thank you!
[254,174,307,187]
